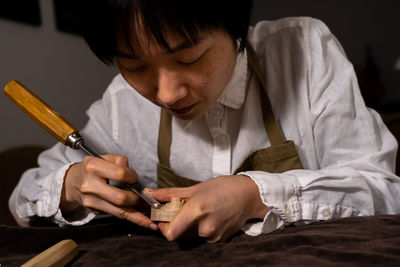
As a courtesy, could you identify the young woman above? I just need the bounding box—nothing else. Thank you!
[9,0,400,243]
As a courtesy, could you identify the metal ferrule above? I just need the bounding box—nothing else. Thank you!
[65,132,84,150]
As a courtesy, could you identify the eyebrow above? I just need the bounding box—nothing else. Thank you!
[115,39,202,59]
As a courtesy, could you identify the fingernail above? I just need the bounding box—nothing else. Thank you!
[149,223,158,231]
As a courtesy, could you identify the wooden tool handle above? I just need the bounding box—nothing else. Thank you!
[4,80,77,145]
[21,239,79,267]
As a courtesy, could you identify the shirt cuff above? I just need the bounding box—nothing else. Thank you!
[34,162,96,226]
[52,206,96,227]
[242,210,286,236]
[238,171,301,235]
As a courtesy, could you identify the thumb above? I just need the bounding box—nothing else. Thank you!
[145,187,192,202]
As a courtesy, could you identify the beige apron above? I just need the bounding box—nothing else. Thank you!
[156,44,303,188]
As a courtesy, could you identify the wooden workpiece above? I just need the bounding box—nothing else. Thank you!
[21,239,79,267]
[151,197,184,222]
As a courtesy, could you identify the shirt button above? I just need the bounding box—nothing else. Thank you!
[284,207,292,218]
[210,104,224,119]
[217,134,228,146]
[322,209,331,217]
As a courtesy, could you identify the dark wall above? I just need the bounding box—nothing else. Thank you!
[251,0,400,117]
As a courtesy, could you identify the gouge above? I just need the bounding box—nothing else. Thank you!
[4,80,161,209]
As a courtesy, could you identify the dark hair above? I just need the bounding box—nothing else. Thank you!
[80,0,253,65]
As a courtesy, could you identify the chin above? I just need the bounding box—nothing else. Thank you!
[172,112,199,121]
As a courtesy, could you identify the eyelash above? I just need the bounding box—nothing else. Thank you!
[178,56,202,65]
[177,51,206,65]
[122,65,146,73]
[120,50,207,72]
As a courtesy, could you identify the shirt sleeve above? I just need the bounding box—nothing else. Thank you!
[241,18,400,235]
[8,77,121,227]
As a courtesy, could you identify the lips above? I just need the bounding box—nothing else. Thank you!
[169,103,197,115]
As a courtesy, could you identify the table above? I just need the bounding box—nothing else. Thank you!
[1,214,400,266]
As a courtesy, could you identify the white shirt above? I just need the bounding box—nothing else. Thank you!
[9,17,400,235]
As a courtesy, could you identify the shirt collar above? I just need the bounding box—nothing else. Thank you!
[217,49,248,109]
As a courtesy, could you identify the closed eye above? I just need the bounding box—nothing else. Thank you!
[121,65,146,73]
[177,50,208,65]
[178,57,201,65]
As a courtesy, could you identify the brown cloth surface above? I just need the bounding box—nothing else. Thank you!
[1,214,400,266]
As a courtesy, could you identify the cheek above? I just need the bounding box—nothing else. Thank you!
[203,70,221,98]
[197,54,234,99]
[186,67,218,103]
[119,71,158,103]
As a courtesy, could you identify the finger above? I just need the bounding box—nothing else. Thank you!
[81,178,140,207]
[102,154,129,168]
[146,187,194,202]
[206,236,219,243]
[82,156,138,184]
[90,208,104,215]
[157,222,169,234]
[82,194,157,230]
[206,227,239,243]
[202,226,225,243]
[157,202,201,241]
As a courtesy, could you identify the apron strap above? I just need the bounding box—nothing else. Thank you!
[246,43,286,146]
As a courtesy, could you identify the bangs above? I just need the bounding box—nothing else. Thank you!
[80,0,252,65]
[118,1,214,56]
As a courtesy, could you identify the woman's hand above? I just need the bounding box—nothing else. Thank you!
[60,154,157,230]
[148,175,269,242]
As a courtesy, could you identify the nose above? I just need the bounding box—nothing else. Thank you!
[156,68,188,106]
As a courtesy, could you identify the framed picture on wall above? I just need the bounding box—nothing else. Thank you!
[0,0,41,25]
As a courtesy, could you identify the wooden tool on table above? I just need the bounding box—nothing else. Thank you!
[22,239,78,267]
[3,80,161,209]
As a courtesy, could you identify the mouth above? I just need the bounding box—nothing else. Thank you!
[168,103,197,116]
